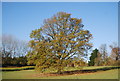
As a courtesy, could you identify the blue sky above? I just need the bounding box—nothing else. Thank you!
[2,2,118,53]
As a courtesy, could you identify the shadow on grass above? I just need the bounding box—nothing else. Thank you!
[51,66,120,75]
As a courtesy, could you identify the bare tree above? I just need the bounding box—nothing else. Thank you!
[2,34,29,58]
[2,35,17,58]
[99,44,108,65]
[109,42,120,65]
[16,40,29,57]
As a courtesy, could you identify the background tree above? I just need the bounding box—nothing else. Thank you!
[99,44,108,66]
[2,34,29,66]
[94,51,102,66]
[88,48,99,66]
[109,42,120,65]
[27,12,92,73]
[2,35,18,58]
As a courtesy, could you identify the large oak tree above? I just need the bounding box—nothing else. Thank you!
[27,12,92,73]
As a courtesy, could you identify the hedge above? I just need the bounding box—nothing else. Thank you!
[0,66,35,71]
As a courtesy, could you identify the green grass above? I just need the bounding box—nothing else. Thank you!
[2,70,37,79]
[2,66,119,79]
[30,66,118,73]
[64,66,116,71]
[39,69,119,79]
[1,65,117,72]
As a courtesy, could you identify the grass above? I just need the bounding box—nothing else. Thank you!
[2,66,119,79]
[2,69,119,79]
[64,66,116,71]
[39,69,119,79]
[1,65,117,72]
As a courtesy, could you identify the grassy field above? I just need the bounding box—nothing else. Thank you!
[2,66,119,79]
[38,69,119,79]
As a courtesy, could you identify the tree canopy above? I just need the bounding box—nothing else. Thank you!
[27,12,92,73]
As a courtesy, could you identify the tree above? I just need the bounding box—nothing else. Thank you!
[99,44,108,66]
[109,42,120,65]
[2,34,18,58]
[27,12,92,73]
[94,51,104,66]
[110,47,120,61]
[110,42,119,61]
[2,34,29,58]
[88,48,99,66]
[2,34,29,66]
[17,40,30,57]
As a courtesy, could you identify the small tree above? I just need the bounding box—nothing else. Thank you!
[88,48,99,66]
[27,12,92,73]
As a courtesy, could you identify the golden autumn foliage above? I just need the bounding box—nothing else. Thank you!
[27,12,92,73]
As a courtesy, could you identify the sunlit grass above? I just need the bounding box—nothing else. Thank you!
[2,66,119,79]
[2,69,119,79]
[39,69,119,79]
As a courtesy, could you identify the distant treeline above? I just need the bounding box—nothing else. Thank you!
[2,56,28,67]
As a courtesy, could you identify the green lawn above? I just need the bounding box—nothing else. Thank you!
[2,66,119,79]
[43,69,119,79]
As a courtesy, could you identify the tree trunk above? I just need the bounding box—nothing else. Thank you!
[57,68,62,74]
